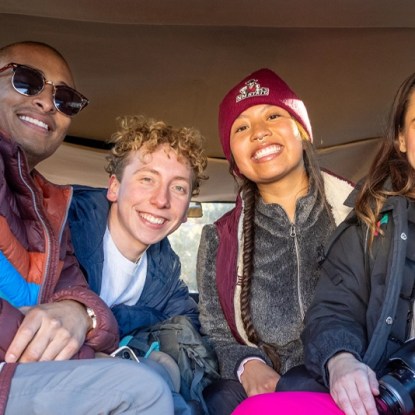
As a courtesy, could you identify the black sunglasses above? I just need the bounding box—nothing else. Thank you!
[0,62,89,117]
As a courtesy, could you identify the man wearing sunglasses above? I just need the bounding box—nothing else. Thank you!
[0,41,174,415]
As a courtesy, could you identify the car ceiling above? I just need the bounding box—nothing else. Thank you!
[1,1,415,201]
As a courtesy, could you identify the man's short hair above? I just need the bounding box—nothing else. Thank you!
[105,115,208,196]
[0,41,69,66]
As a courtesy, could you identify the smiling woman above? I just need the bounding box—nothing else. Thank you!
[196,68,354,415]
[229,104,308,216]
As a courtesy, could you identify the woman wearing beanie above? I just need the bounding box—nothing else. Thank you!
[196,68,354,415]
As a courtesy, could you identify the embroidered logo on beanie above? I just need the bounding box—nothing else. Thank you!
[236,79,270,103]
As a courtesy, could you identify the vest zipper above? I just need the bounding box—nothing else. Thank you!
[290,223,305,320]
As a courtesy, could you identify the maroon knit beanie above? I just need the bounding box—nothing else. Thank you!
[218,68,313,162]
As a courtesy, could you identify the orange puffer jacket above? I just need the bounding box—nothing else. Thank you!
[0,134,119,414]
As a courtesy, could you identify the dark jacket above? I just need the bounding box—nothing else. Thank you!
[68,185,200,338]
[303,192,415,386]
[0,135,119,414]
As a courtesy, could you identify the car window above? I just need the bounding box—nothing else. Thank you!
[168,202,234,293]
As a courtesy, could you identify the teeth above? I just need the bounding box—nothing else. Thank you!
[253,145,281,160]
[19,116,49,130]
[141,213,165,225]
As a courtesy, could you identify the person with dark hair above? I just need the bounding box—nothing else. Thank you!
[196,68,354,415]
[300,71,415,415]
[0,40,174,415]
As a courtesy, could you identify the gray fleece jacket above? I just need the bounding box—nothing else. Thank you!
[196,171,353,379]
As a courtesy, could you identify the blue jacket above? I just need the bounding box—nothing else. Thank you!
[68,185,200,338]
[0,250,39,307]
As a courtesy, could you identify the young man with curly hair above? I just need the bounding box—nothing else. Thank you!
[70,114,207,336]
[68,115,208,413]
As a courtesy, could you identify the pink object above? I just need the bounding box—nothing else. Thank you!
[232,392,344,415]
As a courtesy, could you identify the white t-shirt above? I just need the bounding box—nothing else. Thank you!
[100,226,148,307]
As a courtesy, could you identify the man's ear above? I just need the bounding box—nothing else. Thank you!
[107,175,120,202]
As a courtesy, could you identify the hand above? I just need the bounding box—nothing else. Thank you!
[5,300,91,363]
[327,352,379,415]
[240,359,280,397]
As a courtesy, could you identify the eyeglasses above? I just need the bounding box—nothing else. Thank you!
[0,62,89,117]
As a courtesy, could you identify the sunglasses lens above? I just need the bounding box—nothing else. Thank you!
[9,64,88,117]
[54,86,85,116]
[13,66,44,96]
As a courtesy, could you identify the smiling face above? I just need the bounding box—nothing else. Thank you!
[0,44,74,169]
[399,90,415,170]
[107,144,193,262]
[230,104,306,196]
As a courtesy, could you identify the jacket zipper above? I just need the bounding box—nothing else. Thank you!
[290,223,305,320]
[17,152,52,303]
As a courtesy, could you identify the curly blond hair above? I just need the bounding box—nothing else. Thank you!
[105,115,208,196]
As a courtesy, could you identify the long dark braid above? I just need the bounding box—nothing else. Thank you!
[237,176,281,372]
